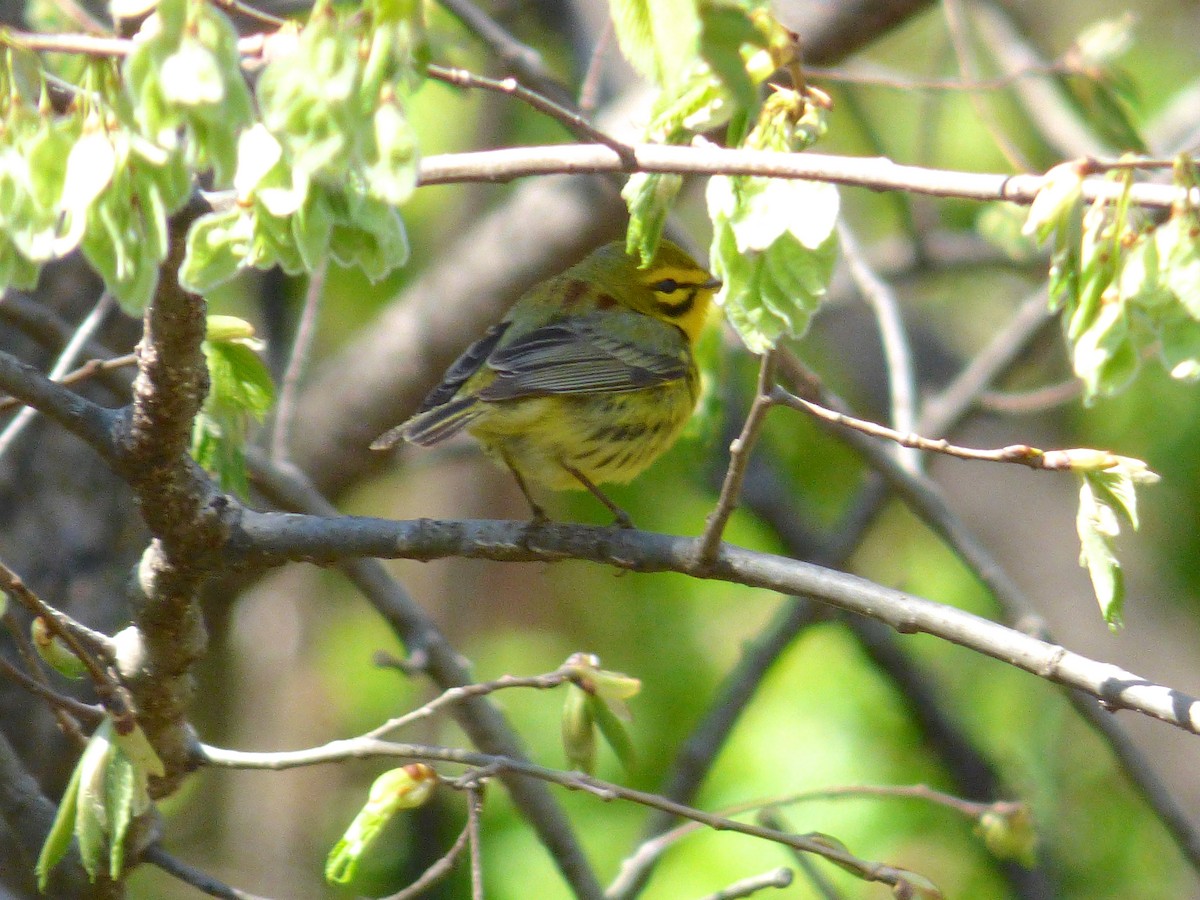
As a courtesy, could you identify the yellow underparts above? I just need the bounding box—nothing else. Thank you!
[467,376,698,490]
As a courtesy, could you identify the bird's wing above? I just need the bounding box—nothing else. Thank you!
[371,322,510,450]
[414,322,511,413]
[476,315,688,401]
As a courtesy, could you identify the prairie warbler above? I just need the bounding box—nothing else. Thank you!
[372,241,721,526]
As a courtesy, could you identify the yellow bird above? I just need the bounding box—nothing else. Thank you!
[372,240,721,526]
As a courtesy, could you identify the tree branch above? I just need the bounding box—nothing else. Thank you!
[414,143,1196,209]
[226,511,1200,736]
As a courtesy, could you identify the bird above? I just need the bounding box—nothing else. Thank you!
[371,240,722,527]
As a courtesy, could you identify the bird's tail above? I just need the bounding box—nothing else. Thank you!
[371,396,483,450]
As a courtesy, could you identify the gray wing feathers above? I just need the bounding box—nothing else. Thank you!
[478,318,687,401]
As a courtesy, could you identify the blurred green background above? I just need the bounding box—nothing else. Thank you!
[113,1,1200,897]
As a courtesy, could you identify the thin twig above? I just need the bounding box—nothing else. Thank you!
[757,812,842,900]
[434,0,573,106]
[777,352,1200,873]
[0,655,104,726]
[427,64,636,164]
[942,0,1033,171]
[0,292,114,462]
[413,143,1197,210]
[0,563,131,727]
[382,821,472,900]
[695,351,777,566]
[269,257,327,462]
[0,354,137,413]
[805,60,1063,91]
[773,386,1105,471]
[208,0,287,28]
[44,0,107,35]
[577,17,613,115]
[980,379,1082,413]
[694,867,793,900]
[198,738,929,892]
[837,221,920,472]
[364,668,574,740]
[467,784,484,900]
[142,843,278,900]
[1,611,89,745]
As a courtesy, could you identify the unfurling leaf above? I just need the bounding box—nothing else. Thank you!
[192,320,275,496]
[1075,456,1159,628]
[325,764,437,885]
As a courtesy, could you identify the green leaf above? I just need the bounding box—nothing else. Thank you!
[365,97,418,206]
[1076,459,1159,627]
[623,172,683,266]
[74,719,117,882]
[587,694,637,771]
[104,750,135,880]
[1022,162,1084,245]
[609,0,702,88]
[179,207,252,293]
[194,332,275,496]
[1057,71,1146,153]
[561,683,596,774]
[708,172,839,352]
[698,3,766,114]
[36,744,84,891]
[1071,297,1139,401]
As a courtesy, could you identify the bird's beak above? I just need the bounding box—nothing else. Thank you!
[701,277,723,290]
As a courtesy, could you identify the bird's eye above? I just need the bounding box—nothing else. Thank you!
[651,278,680,294]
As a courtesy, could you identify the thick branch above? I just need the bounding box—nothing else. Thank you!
[111,203,232,794]
[228,512,1200,737]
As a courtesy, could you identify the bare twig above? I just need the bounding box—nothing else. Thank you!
[0,354,137,413]
[0,655,104,726]
[0,293,114,463]
[199,739,930,892]
[413,143,1197,210]
[837,221,920,471]
[980,379,1082,413]
[577,17,613,114]
[269,258,327,463]
[467,784,484,900]
[942,0,1033,171]
[695,351,777,566]
[0,563,132,727]
[805,60,1063,91]
[208,0,287,28]
[434,0,573,106]
[427,64,636,163]
[774,386,1128,473]
[364,667,575,740]
[695,867,793,900]
[382,821,472,900]
[757,812,843,900]
[142,843,278,900]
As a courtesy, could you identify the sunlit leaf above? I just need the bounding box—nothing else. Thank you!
[609,0,702,88]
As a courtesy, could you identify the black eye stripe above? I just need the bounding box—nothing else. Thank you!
[655,288,698,318]
[651,278,680,293]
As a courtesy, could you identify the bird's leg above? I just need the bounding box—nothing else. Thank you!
[500,451,549,524]
[562,464,634,529]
